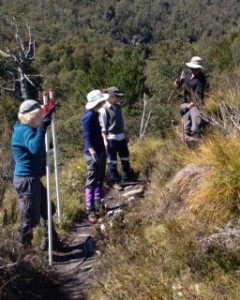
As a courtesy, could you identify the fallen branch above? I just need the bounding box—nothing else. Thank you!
[0,274,20,292]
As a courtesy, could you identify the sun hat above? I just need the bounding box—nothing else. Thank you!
[19,100,41,114]
[191,56,202,63]
[186,56,204,69]
[107,86,124,97]
[86,90,109,110]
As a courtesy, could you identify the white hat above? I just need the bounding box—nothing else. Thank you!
[186,56,204,69]
[191,56,202,63]
[86,90,109,110]
[19,99,41,114]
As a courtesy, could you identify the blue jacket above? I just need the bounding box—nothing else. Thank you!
[11,122,46,177]
[80,110,105,155]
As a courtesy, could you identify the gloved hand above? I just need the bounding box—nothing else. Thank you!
[91,152,99,163]
[40,115,52,130]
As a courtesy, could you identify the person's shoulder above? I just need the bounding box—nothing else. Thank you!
[19,124,37,139]
[14,122,32,132]
[81,109,96,123]
[81,109,92,118]
[81,110,90,122]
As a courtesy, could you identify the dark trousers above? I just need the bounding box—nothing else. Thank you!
[84,152,106,188]
[13,176,55,238]
[107,138,131,183]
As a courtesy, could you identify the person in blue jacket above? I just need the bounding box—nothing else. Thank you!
[80,90,109,223]
[11,99,68,251]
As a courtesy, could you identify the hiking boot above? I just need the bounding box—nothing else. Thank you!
[112,182,123,191]
[95,199,106,217]
[53,239,69,253]
[18,228,33,249]
[40,236,69,252]
[121,170,139,185]
[87,211,98,224]
[18,240,32,249]
[39,235,48,251]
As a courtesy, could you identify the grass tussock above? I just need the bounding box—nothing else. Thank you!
[205,68,240,135]
[181,135,240,226]
[129,138,163,179]
[0,118,13,209]
[52,155,86,228]
[151,133,240,227]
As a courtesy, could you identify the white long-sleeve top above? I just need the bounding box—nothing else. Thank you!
[99,102,126,141]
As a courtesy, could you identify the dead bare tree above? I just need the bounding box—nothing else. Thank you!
[0,18,43,101]
[139,93,152,140]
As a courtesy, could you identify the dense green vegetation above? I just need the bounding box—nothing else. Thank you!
[1,1,240,161]
[1,1,240,147]
[1,0,240,45]
[1,0,240,298]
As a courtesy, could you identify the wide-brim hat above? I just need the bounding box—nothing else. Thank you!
[19,99,41,114]
[186,58,204,70]
[86,90,109,110]
[107,86,124,97]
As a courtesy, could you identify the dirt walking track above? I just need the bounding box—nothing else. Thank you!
[52,182,145,299]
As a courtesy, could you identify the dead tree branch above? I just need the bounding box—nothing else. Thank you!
[0,18,43,101]
[139,93,152,140]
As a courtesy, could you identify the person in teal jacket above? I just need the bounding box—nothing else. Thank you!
[11,99,68,251]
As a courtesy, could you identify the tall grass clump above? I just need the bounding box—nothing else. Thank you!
[52,155,86,228]
[0,117,17,227]
[130,137,186,182]
[183,135,240,225]
[129,138,163,179]
[204,68,240,135]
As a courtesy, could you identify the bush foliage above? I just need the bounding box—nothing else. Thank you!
[1,2,240,299]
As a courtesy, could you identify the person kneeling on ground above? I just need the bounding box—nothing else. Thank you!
[11,99,68,252]
[80,90,109,224]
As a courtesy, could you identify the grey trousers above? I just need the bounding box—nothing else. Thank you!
[13,176,55,236]
[181,103,202,135]
[84,152,106,188]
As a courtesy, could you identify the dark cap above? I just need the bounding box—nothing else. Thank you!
[19,100,41,114]
[107,86,124,97]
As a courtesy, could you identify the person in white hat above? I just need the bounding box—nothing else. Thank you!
[11,100,68,251]
[173,56,207,137]
[80,90,109,223]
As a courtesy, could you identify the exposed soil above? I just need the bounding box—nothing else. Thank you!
[50,181,146,300]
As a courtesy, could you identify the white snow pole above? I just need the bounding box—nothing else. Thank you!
[43,91,53,266]
[49,89,61,221]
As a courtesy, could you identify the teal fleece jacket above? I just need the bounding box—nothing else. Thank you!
[11,122,46,177]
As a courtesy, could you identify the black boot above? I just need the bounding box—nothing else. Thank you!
[95,199,106,217]
[18,227,33,249]
[39,220,48,251]
[52,226,69,252]
[40,219,69,253]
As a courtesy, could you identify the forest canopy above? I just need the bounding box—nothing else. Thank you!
[1,0,240,161]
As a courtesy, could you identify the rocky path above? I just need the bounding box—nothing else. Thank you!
[52,182,145,300]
